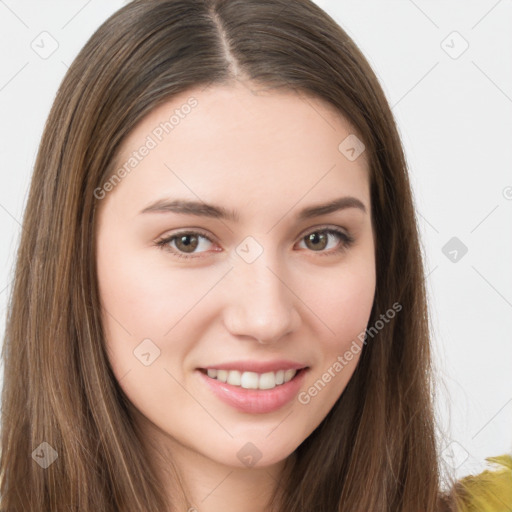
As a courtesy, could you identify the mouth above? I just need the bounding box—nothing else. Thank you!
[196,367,309,414]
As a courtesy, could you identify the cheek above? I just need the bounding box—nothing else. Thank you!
[96,240,201,341]
[295,264,375,420]
[333,278,375,341]
[95,235,192,388]
[305,260,376,348]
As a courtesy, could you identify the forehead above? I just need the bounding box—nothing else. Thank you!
[102,81,370,220]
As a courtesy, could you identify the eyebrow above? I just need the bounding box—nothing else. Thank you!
[139,195,367,222]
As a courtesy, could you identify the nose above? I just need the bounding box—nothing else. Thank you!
[223,256,301,345]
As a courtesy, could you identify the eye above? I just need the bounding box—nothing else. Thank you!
[155,226,354,260]
[155,230,216,259]
[297,227,354,256]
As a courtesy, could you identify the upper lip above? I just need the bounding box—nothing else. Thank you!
[198,360,308,373]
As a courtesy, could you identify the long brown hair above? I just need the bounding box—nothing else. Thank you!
[1,0,466,510]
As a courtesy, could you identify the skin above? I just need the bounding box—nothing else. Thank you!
[95,79,376,512]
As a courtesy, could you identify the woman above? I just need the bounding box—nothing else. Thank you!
[1,0,510,510]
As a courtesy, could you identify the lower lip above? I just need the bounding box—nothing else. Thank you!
[197,368,308,414]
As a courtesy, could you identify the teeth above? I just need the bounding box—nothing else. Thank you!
[205,368,298,390]
[227,370,241,386]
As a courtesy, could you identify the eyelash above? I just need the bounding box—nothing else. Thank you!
[154,226,355,260]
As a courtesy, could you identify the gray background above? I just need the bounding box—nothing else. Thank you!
[0,0,511,482]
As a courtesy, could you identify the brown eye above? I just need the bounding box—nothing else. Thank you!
[298,228,354,255]
[155,230,215,259]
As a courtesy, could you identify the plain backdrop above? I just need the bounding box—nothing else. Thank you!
[0,0,511,483]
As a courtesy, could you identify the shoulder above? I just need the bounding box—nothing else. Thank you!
[455,453,512,512]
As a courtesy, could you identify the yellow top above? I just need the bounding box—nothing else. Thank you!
[456,453,512,512]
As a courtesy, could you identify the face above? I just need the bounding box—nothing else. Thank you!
[95,80,376,471]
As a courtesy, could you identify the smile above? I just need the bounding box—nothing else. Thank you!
[200,368,298,390]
